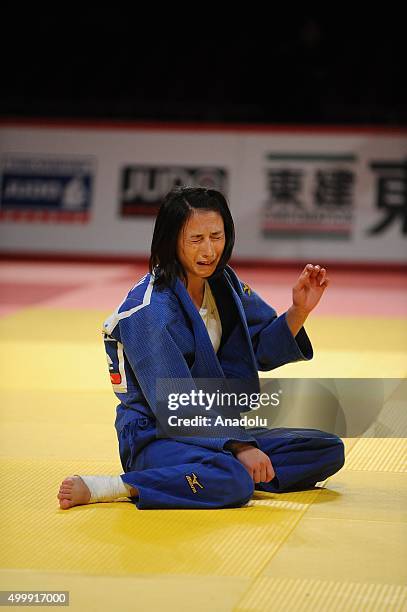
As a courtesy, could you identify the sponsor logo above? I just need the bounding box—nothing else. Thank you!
[0,154,95,223]
[368,159,407,235]
[262,153,356,239]
[119,165,228,217]
[185,472,204,494]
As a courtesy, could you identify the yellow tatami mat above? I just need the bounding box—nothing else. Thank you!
[1,305,406,611]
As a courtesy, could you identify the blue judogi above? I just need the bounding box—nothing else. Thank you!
[103,266,344,509]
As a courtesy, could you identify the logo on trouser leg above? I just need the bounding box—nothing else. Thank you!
[185,473,204,493]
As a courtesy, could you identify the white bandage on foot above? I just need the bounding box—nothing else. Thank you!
[80,475,133,503]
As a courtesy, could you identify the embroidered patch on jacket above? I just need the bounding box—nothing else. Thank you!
[110,372,122,385]
[185,472,204,493]
[242,283,252,296]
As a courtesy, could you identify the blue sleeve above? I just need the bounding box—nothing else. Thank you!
[119,310,258,451]
[226,268,313,371]
[252,311,313,371]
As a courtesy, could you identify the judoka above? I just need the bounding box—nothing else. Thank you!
[58,186,344,510]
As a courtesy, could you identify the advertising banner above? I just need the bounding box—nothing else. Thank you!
[0,122,405,263]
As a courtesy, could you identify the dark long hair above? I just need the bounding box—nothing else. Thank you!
[149,186,235,288]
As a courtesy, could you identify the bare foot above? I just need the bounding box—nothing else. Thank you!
[57,476,91,510]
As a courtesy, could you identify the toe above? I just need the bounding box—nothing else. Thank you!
[59,492,72,500]
[59,499,72,510]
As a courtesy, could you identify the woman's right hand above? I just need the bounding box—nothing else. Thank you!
[230,443,275,483]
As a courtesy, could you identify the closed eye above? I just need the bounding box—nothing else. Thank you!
[188,232,224,243]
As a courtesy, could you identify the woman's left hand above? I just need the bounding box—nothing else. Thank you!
[292,264,329,315]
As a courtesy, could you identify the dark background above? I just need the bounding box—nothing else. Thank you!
[2,11,405,125]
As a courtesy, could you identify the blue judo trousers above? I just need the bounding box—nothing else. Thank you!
[118,418,344,509]
[103,266,345,510]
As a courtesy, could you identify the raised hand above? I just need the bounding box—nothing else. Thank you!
[285,264,330,337]
[292,264,329,315]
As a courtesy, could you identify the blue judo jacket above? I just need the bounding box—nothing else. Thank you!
[103,266,313,451]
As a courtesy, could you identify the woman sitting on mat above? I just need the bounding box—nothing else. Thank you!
[58,186,344,510]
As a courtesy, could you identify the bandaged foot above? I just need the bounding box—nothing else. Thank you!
[57,475,135,509]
